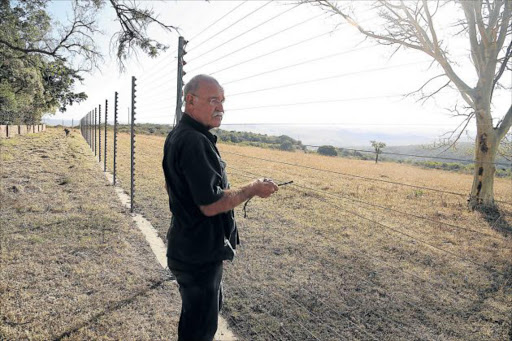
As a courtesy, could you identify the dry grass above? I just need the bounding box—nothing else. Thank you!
[103,131,511,340]
[0,128,180,341]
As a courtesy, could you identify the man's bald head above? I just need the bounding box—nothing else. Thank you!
[183,74,225,129]
[184,75,223,98]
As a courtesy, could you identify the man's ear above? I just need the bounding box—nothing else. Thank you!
[185,94,194,105]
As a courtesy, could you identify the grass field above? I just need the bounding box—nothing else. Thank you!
[100,129,511,340]
[0,129,180,340]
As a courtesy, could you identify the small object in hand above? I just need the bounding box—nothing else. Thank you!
[243,180,293,218]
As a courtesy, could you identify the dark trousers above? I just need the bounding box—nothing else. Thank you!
[168,259,223,341]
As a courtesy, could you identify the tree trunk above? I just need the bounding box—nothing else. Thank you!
[468,106,498,209]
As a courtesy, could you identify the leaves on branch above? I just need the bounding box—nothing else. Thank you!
[0,0,178,123]
[109,0,178,71]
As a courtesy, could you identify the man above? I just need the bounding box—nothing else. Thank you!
[162,74,278,341]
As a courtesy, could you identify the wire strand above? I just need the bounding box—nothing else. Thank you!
[230,166,510,241]
[227,168,507,276]
[188,1,249,42]
[187,3,300,64]
[210,28,356,76]
[228,59,434,97]
[187,12,327,73]
[220,150,512,205]
[223,45,374,85]
[187,1,273,54]
[303,144,512,167]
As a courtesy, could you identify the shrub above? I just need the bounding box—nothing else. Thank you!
[317,145,337,156]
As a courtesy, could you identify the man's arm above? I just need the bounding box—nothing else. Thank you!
[200,179,278,217]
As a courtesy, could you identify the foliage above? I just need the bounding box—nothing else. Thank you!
[317,145,338,156]
[214,129,304,151]
[0,0,177,124]
[0,1,87,123]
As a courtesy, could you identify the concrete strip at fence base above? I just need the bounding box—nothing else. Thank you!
[101,168,237,341]
[0,125,6,138]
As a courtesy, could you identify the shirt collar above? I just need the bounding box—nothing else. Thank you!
[181,113,217,144]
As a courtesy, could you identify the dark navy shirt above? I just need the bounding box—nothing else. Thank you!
[162,113,238,265]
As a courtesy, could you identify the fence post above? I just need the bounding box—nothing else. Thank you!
[104,99,108,172]
[90,111,92,148]
[88,112,91,148]
[114,92,118,186]
[94,108,97,156]
[130,77,137,213]
[98,104,102,162]
[85,114,88,145]
[175,36,187,124]
[89,112,92,148]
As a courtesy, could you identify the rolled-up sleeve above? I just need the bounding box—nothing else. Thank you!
[179,133,224,206]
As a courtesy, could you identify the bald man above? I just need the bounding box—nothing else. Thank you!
[163,74,278,340]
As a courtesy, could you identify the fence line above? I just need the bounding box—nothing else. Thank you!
[221,150,512,205]
[230,167,508,295]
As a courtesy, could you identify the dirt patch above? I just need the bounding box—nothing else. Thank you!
[0,129,180,340]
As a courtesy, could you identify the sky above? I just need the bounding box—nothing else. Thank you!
[44,0,511,146]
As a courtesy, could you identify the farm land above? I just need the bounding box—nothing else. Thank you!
[1,128,511,340]
[108,131,512,340]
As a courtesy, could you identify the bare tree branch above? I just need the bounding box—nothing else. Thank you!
[496,105,512,142]
[491,39,512,100]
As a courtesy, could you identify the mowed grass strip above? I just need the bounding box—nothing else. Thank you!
[110,131,510,340]
[0,128,180,341]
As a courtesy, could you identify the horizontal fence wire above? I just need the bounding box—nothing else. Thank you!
[221,150,512,206]
[303,144,512,167]
[187,12,328,73]
[230,187,475,339]
[227,166,508,276]
[210,31,375,76]
[187,1,273,56]
[229,165,509,242]
[229,167,509,296]
[188,3,300,64]
[189,1,249,43]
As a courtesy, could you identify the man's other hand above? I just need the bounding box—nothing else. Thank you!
[251,178,279,198]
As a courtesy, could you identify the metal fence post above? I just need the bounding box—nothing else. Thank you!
[130,77,137,213]
[98,104,102,162]
[114,92,118,186]
[175,36,188,124]
[85,113,87,145]
[88,112,91,148]
[89,112,92,148]
[104,99,108,172]
[94,108,97,156]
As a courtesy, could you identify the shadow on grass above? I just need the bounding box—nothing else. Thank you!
[52,275,174,341]
[477,204,512,237]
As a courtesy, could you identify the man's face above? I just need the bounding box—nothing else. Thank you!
[186,81,225,129]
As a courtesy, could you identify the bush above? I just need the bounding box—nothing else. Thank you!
[317,145,337,156]
[279,141,294,151]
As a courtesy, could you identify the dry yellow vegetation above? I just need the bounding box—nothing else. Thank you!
[0,129,180,340]
[103,131,511,340]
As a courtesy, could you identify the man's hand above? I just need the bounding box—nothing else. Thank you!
[199,178,279,217]
[251,178,279,198]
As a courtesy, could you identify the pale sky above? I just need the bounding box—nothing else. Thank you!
[45,0,511,144]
